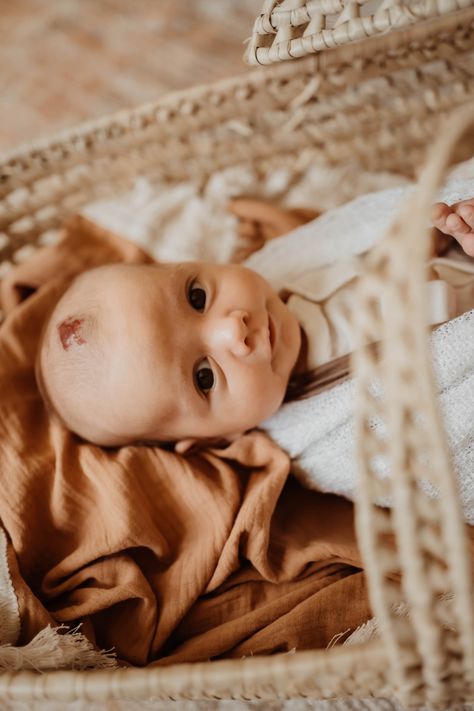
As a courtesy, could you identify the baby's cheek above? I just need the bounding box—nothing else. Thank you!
[246,371,285,423]
[226,364,286,432]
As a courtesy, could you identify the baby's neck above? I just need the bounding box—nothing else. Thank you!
[291,326,309,375]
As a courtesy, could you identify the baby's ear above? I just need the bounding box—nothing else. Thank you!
[174,435,242,455]
[174,438,198,455]
[174,432,242,454]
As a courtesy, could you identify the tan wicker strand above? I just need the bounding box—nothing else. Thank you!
[0,134,436,268]
[0,642,391,703]
[0,108,467,278]
[353,105,474,708]
[0,85,466,237]
[351,273,418,701]
[246,0,474,64]
[0,72,461,222]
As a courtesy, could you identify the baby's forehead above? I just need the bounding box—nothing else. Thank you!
[69,264,165,308]
[95,264,178,345]
[82,263,161,290]
[66,262,197,338]
[49,265,156,347]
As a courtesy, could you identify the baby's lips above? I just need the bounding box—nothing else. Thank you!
[268,312,277,354]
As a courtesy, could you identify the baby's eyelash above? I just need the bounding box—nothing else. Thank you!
[195,358,214,395]
[188,279,206,312]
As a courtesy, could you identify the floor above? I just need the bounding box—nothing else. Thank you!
[0,0,257,153]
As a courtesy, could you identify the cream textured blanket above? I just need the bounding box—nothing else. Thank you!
[246,177,474,524]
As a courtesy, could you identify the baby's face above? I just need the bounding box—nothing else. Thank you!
[41,262,301,448]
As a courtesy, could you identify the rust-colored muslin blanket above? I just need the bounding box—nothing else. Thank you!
[0,216,371,667]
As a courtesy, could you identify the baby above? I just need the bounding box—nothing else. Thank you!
[36,197,474,450]
[37,259,303,450]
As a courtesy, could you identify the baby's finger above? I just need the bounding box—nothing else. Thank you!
[431,202,452,233]
[445,211,471,235]
[457,233,474,257]
[443,214,474,257]
[457,203,474,231]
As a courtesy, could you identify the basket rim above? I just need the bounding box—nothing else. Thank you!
[0,640,390,702]
[3,5,473,169]
[245,0,474,65]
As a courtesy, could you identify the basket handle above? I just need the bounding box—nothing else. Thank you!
[353,103,474,708]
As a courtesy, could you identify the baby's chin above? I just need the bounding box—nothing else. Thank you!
[243,381,288,431]
[52,401,133,448]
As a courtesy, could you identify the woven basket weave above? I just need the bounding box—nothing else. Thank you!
[245,0,473,64]
[0,5,474,706]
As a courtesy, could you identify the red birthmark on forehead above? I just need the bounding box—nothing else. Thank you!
[58,317,87,350]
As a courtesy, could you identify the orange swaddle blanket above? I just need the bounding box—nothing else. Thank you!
[0,215,372,666]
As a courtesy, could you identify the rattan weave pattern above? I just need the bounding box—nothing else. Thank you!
[245,0,472,65]
[353,107,474,708]
[0,6,473,706]
[0,643,391,702]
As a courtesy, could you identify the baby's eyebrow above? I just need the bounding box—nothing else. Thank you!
[150,264,184,312]
[171,264,189,304]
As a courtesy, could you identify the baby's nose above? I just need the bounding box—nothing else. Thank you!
[207,310,250,357]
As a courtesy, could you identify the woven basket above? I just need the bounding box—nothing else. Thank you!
[1,4,474,706]
[245,0,474,64]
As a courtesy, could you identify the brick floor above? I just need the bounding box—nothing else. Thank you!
[0,0,256,152]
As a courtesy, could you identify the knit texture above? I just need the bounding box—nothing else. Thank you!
[253,178,474,523]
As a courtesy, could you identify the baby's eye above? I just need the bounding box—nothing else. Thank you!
[195,359,214,394]
[188,280,206,312]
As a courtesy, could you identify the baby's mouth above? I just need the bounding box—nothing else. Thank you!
[268,312,276,353]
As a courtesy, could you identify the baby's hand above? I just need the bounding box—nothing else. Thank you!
[431,199,474,257]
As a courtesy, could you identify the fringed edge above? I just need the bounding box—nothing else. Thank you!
[0,624,118,671]
[0,524,117,671]
[343,617,380,647]
[342,592,458,648]
[0,527,21,645]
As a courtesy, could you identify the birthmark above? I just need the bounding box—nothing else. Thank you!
[58,317,86,350]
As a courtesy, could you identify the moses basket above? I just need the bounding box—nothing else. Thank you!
[1,1,474,707]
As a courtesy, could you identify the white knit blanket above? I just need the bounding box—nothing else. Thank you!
[245,177,474,525]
